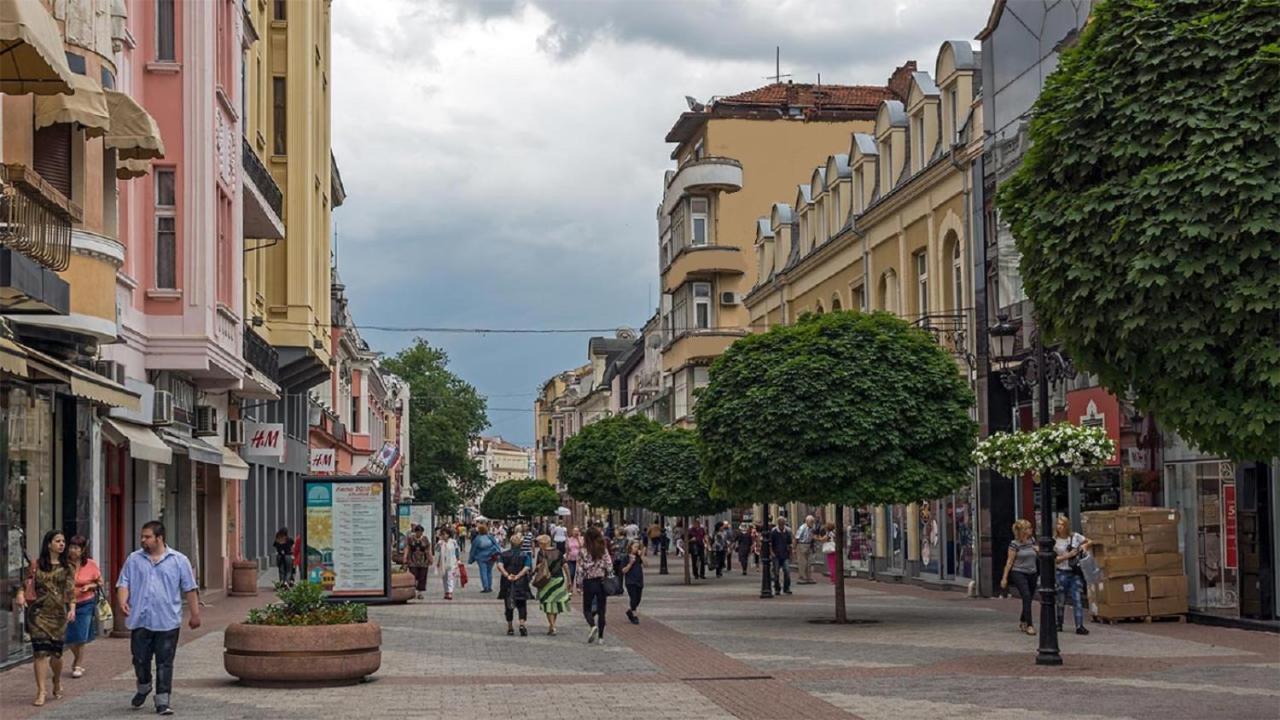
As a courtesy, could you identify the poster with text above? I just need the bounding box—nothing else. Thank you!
[303,476,389,600]
[397,502,434,539]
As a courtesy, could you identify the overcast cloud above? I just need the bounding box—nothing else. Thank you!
[330,0,992,446]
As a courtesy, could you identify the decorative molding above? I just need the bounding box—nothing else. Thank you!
[146,288,183,301]
[145,61,182,74]
[71,229,126,266]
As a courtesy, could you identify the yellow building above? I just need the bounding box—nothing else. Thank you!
[533,364,591,491]
[657,72,914,424]
[243,0,338,392]
[744,41,983,578]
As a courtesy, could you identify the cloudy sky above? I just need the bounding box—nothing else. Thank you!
[330,0,993,446]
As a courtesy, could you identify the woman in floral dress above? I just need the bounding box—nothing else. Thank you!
[15,530,75,706]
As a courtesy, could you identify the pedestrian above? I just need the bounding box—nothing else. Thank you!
[712,522,729,578]
[648,520,663,556]
[724,522,740,573]
[551,517,568,554]
[456,522,468,552]
[565,526,582,581]
[435,526,460,600]
[533,535,570,635]
[769,516,793,594]
[467,522,501,593]
[621,541,645,625]
[688,519,707,579]
[493,522,508,548]
[15,530,75,706]
[64,535,102,680]
[624,519,640,547]
[272,528,295,586]
[116,521,200,715]
[498,531,532,636]
[819,522,839,584]
[518,524,534,557]
[673,519,685,557]
[406,525,433,599]
[1001,518,1039,636]
[737,523,754,575]
[794,515,817,584]
[1054,515,1091,636]
[574,526,613,645]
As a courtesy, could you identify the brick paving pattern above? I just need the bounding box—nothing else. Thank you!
[2,562,1277,719]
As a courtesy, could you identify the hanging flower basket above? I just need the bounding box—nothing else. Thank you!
[973,422,1115,480]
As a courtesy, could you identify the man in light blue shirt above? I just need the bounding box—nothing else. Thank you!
[116,520,200,716]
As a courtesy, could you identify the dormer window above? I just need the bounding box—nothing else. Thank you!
[949,87,959,144]
[914,115,926,172]
[882,141,894,189]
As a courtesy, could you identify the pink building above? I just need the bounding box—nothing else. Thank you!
[106,0,261,594]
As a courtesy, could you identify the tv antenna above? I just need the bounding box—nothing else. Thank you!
[765,46,791,84]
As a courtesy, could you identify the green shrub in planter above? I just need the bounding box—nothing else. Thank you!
[245,581,368,626]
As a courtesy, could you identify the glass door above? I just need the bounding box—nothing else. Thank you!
[1194,462,1237,610]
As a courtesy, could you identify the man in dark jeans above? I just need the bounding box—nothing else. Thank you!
[687,520,708,579]
[116,521,201,716]
[769,516,794,594]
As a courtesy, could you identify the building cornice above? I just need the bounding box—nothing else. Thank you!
[71,229,126,267]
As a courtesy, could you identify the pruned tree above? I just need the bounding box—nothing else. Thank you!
[480,478,535,519]
[996,0,1280,460]
[559,414,661,516]
[697,312,976,620]
[517,482,560,521]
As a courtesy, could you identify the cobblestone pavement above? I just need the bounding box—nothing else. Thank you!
[4,560,1278,719]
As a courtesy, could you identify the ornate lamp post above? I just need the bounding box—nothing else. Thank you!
[988,312,1075,666]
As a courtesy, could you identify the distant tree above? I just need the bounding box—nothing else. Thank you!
[559,414,661,513]
[996,0,1280,460]
[380,339,488,516]
[697,312,976,621]
[480,478,535,519]
[517,483,560,520]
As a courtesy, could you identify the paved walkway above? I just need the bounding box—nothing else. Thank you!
[4,560,1278,719]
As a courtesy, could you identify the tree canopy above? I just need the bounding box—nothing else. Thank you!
[480,478,536,519]
[996,0,1280,460]
[616,428,728,518]
[696,312,977,507]
[559,414,661,510]
[517,483,560,518]
[380,339,489,516]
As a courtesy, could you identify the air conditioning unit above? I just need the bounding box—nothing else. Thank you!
[225,419,245,447]
[720,291,740,306]
[153,391,175,426]
[94,360,126,385]
[194,405,219,437]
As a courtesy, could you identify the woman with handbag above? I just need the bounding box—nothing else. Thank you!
[406,525,433,599]
[574,527,613,645]
[818,522,839,584]
[533,535,570,635]
[63,536,101,679]
[14,530,75,706]
[1054,515,1092,635]
[434,526,460,601]
[498,531,532,636]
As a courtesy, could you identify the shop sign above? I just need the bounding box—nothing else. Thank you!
[243,422,285,459]
[309,448,336,473]
[1223,482,1237,570]
[1066,389,1121,466]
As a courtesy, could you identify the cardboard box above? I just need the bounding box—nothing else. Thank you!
[1147,595,1188,616]
[1089,532,1118,548]
[1082,514,1116,536]
[1101,553,1146,577]
[1145,552,1183,575]
[1147,574,1188,599]
[1136,508,1180,529]
[1092,576,1148,605]
[1142,524,1179,554]
[1092,600,1149,619]
[1114,532,1144,548]
[1115,514,1143,534]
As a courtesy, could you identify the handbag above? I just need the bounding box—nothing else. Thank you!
[821,540,837,554]
[95,586,113,630]
[602,561,624,596]
[531,556,551,589]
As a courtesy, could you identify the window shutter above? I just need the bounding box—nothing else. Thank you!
[33,123,73,199]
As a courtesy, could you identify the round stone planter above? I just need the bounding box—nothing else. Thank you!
[228,560,260,597]
[389,571,415,604]
[223,622,381,687]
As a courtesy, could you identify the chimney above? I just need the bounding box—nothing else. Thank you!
[887,60,918,100]
[785,79,798,107]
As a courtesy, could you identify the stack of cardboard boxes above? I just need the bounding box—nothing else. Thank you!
[1082,507,1188,620]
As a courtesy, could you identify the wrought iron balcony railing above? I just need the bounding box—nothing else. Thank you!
[0,164,78,271]
[241,137,283,218]
[243,327,280,382]
[913,311,975,370]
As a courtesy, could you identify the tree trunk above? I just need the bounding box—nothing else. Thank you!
[834,503,847,623]
[682,516,691,585]
[659,513,668,575]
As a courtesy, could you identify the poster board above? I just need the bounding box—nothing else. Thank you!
[397,502,434,539]
[302,475,390,602]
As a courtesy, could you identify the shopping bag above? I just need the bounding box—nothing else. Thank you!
[1079,552,1103,586]
[95,587,114,630]
[457,562,468,587]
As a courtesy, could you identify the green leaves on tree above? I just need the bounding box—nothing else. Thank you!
[616,428,728,518]
[559,414,661,510]
[480,478,537,519]
[517,483,560,518]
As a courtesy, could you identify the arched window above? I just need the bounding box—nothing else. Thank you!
[815,301,825,315]
[879,269,900,314]
[951,235,964,312]
[831,294,842,312]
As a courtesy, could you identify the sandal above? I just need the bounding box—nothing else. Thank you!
[1024,625,1037,636]
[72,666,85,678]
[33,691,45,707]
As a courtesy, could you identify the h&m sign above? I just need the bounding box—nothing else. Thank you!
[243,422,285,459]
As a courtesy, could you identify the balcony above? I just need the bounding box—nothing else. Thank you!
[242,137,284,240]
[661,156,742,217]
[0,164,74,314]
[661,329,749,373]
[662,245,746,293]
[243,326,280,381]
[913,311,976,370]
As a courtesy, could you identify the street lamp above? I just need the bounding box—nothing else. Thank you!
[988,311,1075,667]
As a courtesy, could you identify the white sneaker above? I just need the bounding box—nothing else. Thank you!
[587,626,598,644]
[597,637,605,646]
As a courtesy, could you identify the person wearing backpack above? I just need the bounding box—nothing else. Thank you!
[1054,515,1092,635]
[468,522,501,593]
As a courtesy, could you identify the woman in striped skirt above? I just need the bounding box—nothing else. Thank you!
[534,535,571,636]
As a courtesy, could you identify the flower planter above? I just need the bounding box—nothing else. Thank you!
[228,560,260,597]
[389,571,415,604]
[223,622,381,686]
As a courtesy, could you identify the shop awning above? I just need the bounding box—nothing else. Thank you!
[103,89,165,160]
[23,347,141,412]
[219,445,249,481]
[0,0,76,96]
[34,73,110,137]
[0,335,28,376]
[116,157,150,180]
[102,417,172,465]
[158,430,223,465]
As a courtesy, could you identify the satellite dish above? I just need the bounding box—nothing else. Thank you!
[685,95,704,112]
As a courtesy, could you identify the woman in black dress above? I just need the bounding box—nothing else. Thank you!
[497,531,533,636]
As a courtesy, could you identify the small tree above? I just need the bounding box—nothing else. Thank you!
[697,312,976,621]
[480,479,535,520]
[560,414,661,516]
[617,428,727,584]
[517,483,560,522]
[996,0,1280,461]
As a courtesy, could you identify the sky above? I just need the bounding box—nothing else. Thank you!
[329,0,994,447]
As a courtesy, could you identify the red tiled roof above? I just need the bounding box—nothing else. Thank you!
[716,82,896,110]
